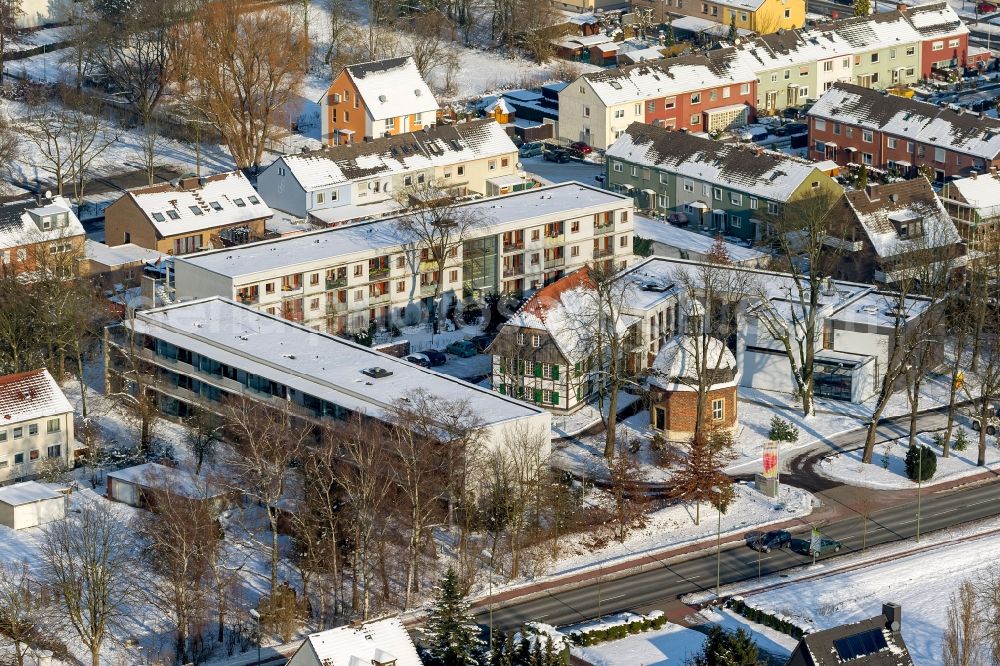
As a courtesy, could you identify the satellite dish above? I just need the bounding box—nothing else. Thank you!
[516,162,523,170]
[890,621,900,632]
[44,190,52,198]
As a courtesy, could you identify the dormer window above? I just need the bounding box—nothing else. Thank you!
[41,217,51,230]
[889,211,923,239]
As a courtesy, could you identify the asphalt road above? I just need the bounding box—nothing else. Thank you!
[476,477,1000,630]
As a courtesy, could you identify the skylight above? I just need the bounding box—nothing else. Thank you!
[209,201,223,211]
[234,198,246,207]
[152,212,165,222]
[167,210,180,220]
[190,206,204,216]
[248,196,260,205]
[833,628,889,661]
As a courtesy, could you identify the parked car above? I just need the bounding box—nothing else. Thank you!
[979,1,997,13]
[800,537,842,556]
[972,416,999,436]
[595,174,606,185]
[470,334,496,352]
[748,530,792,553]
[446,340,478,357]
[404,353,431,367]
[544,149,571,163]
[784,123,809,135]
[667,212,690,226]
[423,349,448,367]
[519,141,544,158]
[570,141,593,155]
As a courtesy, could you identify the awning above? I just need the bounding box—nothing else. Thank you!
[844,146,857,152]
[713,209,726,216]
[894,160,911,166]
[689,201,709,210]
[337,129,356,135]
[823,142,837,148]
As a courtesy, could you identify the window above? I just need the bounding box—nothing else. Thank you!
[657,194,669,208]
[27,423,37,436]
[353,289,364,302]
[887,137,897,149]
[404,175,412,186]
[396,280,405,292]
[310,273,320,286]
[730,215,741,228]
[932,41,943,51]
[583,106,590,117]
[690,114,701,125]
[767,202,780,215]
[784,8,790,17]
[664,96,676,109]
[310,297,320,310]
[871,53,879,63]
[906,67,915,77]
[189,206,204,216]
[542,389,553,405]
[630,166,638,177]
[13,427,22,439]
[771,73,778,83]
[571,220,580,233]
[620,235,628,248]
[531,335,540,347]
[935,147,946,162]
[862,152,873,166]
[0,430,5,442]
[488,160,497,171]
[634,103,641,115]
[532,230,540,241]
[614,109,625,118]
[691,92,701,104]
[516,332,525,345]
[906,47,915,56]
[385,116,395,129]
[684,179,694,192]
[542,363,553,379]
[740,83,750,95]
[571,245,579,257]
[209,201,223,211]
[613,162,623,173]
[316,192,325,204]
[14,453,23,465]
[354,264,363,277]
[723,87,730,98]
[815,119,826,131]
[823,60,833,72]
[730,192,742,205]
[784,69,790,80]
[862,130,873,143]
[890,48,896,59]
[713,187,722,201]
[750,197,758,209]
[712,398,724,420]
[47,444,61,459]
[265,282,275,294]
[29,450,38,461]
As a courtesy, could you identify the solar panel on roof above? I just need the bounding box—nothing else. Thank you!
[833,628,889,661]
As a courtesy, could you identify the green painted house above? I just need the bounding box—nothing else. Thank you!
[604,123,842,241]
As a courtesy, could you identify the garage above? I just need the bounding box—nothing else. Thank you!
[0,481,66,530]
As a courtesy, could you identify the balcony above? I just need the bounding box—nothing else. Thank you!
[369,292,391,306]
[369,266,390,279]
[503,264,525,278]
[236,291,259,305]
[326,276,347,290]
[543,234,565,248]
[282,308,304,323]
[326,301,348,315]
[418,259,438,273]
[593,247,614,259]
[420,283,438,297]
[503,240,524,253]
[594,222,615,236]
[544,257,565,270]
[281,283,303,296]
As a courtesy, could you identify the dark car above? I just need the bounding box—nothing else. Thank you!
[595,174,606,185]
[404,353,431,368]
[792,536,843,556]
[470,334,496,352]
[423,349,447,367]
[446,340,477,358]
[748,530,792,553]
[784,123,809,135]
[544,149,571,163]
[667,212,690,226]
[979,1,997,12]
[570,141,593,155]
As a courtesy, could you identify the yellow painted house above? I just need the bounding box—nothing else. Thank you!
[630,0,804,34]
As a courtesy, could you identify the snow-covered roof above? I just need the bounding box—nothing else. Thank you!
[808,84,1000,160]
[0,369,72,424]
[84,240,165,267]
[0,481,62,507]
[276,120,516,192]
[0,195,84,251]
[485,97,514,115]
[344,56,439,122]
[130,298,546,428]
[177,182,627,279]
[833,179,961,259]
[503,267,638,364]
[608,123,827,203]
[671,15,754,36]
[578,48,755,106]
[903,1,967,39]
[619,47,667,64]
[121,172,273,239]
[295,617,422,666]
[945,171,1000,217]
[107,462,224,499]
[650,335,737,390]
[634,216,769,264]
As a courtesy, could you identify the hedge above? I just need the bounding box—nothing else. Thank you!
[726,598,810,640]
[568,612,668,646]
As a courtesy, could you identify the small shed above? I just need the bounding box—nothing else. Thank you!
[107,462,226,512]
[0,481,65,530]
[484,97,515,124]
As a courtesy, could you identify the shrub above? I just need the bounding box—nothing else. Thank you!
[954,426,969,452]
[905,443,937,482]
[768,416,799,443]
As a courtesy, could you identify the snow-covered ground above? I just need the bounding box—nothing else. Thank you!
[735,526,1000,664]
[521,154,605,186]
[570,622,707,665]
[819,418,1000,489]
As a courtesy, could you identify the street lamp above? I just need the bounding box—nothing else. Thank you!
[711,486,723,598]
[249,608,261,666]
[916,444,923,543]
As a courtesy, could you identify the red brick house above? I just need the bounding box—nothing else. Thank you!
[807,83,1000,181]
[905,2,968,77]
[0,195,85,277]
[643,78,755,134]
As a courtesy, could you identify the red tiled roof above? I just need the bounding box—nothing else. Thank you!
[519,265,596,324]
[0,368,72,424]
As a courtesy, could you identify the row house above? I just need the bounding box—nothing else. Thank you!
[171,183,635,335]
[631,0,804,33]
[558,49,757,150]
[822,179,966,286]
[106,298,550,455]
[320,56,439,146]
[807,83,1000,181]
[0,195,85,276]
[258,120,520,224]
[735,2,965,115]
[0,369,76,485]
[940,170,1000,251]
[105,172,273,256]
[605,122,841,241]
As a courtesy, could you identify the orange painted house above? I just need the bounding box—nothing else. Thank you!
[320,56,440,146]
[0,195,85,277]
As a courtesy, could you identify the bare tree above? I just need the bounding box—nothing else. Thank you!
[184,409,223,475]
[322,0,362,71]
[408,10,454,81]
[977,565,1000,663]
[608,438,647,541]
[759,191,841,416]
[181,0,308,171]
[105,310,161,456]
[0,0,23,78]
[0,561,52,666]
[133,473,222,663]
[364,0,400,60]
[943,579,986,666]
[223,398,311,594]
[395,187,485,333]
[40,503,142,666]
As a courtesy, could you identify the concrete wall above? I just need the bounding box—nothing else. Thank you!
[257,158,309,218]
[0,496,64,530]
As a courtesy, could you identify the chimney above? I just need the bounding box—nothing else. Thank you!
[883,603,902,633]
[897,2,907,10]
[866,183,879,200]
[972,170,979,180]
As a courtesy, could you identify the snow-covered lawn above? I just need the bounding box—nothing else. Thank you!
[735,527,1000,664]
[570,622,707,665]
[818,418,1000,489]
